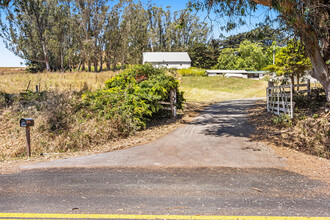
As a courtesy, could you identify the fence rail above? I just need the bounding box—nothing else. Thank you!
[266,80,311,118]
[158,88,177,117]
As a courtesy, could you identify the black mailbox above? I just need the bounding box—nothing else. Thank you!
[20,118,34,127]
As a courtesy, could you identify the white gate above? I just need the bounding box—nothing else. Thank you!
[266,80,311,119]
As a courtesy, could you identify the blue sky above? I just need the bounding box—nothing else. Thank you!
[0,0,273,67]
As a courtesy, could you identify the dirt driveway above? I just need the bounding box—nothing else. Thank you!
[22,98,286,170]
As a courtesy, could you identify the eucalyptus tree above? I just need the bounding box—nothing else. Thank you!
[121,1,149,65]
[104,2,122,70]
[170,10,209,51]
[147,5,165,52]
[0,0,58,71]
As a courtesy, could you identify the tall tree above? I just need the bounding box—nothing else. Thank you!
[264,40,312,88]
[0,0,59,71]
[190,0,330,101]
[214,40,269,70]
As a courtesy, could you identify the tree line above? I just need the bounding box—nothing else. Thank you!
[0,0,210,72]
[189,25,286,70]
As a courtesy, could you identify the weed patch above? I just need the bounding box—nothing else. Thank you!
[0,65,184,160]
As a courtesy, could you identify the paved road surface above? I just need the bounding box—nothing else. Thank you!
[22,99,286,169]
[0,168,329,216]
[1,99,328,217]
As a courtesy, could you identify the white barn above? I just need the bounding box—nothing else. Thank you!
[143,52,191,69]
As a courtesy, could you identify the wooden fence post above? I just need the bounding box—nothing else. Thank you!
[267,81,274,113]
[170,88,177,117]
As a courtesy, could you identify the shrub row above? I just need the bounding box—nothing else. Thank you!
[82,65,184,133]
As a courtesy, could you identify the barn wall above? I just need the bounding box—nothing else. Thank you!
[149,62,191,69]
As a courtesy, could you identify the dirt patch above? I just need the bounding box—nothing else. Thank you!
[248,100,330,182]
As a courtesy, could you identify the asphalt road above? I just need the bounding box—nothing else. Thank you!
[22,99,286,170]
[0,167,329,216]
[1,99,329,217]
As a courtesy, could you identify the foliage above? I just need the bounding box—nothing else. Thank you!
[218,25,286,48]
[190,0,330,102]
[272,114,292,127]
[177,67,207,77]
[0,65,184,158]
[0,0,210,72]
[82,65,185,131]
[188,42,219,69]
[264,40,312,85]
[214,40,269,70]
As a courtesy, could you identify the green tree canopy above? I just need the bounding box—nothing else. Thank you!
[264,40,312,86]
[214,40,269,71]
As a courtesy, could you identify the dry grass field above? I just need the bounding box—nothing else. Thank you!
[0,70,116,93]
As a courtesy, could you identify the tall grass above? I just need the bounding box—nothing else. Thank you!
[0,71,116,93]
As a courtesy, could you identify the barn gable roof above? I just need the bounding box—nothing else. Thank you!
[143,52,191,63]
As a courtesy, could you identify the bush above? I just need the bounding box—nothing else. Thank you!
[177,67,207,77]
[82,64,185,132]
[272,114,292,127]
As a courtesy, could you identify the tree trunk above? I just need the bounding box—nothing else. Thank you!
[296,73,300,92]
[60,50,64,73]
[42,43,50,72]
[290,75,295,94]
[99,54,103,72]
[107,60,111,71]
[121,54,125,70]
[112,56,117,71]
[77,60,82,72]
[82,63,85,72]
[308,46,330,102]
[94,58,98,72]
[88,60,91,72]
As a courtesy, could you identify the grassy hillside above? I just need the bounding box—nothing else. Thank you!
[181,76,268,103]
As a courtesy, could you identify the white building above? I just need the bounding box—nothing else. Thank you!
[143,52,191,69]
[206,70,248,78]
[206,70,267,79]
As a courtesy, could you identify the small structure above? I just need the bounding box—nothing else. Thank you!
[246,71,267,79]
[206,70,267,79]
[143,52,191,69]
[206,70,248,78]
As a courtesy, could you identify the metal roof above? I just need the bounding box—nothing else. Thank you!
[143,52,191,63]
[246,71,268,74]
[206,70,247,74]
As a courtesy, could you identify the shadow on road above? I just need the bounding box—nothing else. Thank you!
[188,99,257,138]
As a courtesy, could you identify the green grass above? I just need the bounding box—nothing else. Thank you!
[180,76,268,103]
[177,67,206,77]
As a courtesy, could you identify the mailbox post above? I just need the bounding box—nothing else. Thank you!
[20,118,34,158]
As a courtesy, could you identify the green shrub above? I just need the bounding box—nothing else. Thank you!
[177,67,207,77]
[82,64,185,133]
[272,114,292,127]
